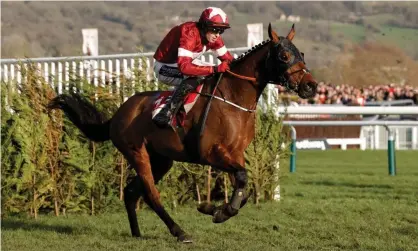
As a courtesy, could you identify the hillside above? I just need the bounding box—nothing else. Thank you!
[2,1,418,70]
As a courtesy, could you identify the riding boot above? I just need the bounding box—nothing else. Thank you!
[153,79,197,128]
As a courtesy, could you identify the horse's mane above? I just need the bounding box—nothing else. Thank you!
[230,39,271,67]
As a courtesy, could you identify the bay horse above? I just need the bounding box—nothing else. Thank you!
[48,23,317,243]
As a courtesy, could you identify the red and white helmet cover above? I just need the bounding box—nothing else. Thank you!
[199,7,230,29]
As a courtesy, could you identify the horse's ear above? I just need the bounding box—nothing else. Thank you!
[286,24,296,41]
[268,23,280,43]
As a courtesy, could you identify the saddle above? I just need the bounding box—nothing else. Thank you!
[152,83,204,128]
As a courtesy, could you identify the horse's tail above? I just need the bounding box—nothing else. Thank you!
[48,93,110,142]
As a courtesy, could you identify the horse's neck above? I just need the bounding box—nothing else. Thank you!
[217,46,270,110]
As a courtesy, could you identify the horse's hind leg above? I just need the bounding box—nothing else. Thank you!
[123,154,173,238]
[124,176,143,237]
[127,146,192,243]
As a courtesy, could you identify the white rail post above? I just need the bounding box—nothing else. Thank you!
[65,62,70,91]
[16,64,22,94]
[44,62,49,86]
[51,62,56,91]
[123,58,128,102]
[101,60,106,88]
[412,127,418,150]
[152,58,158,91]
[71,61,77,92]
[79,61,84,93]
[146,58,151,83]
[116,59,121,97]
[58,62,63,94]
[131,58,136,96]
[374,125,380,149]
[36,62,42,85]
[108,59,113,94]
[93,60,99,99]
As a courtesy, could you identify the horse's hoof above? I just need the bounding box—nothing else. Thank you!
[212,208,230,224]
[197,202,216,216]
[177,234,193,243]
[131,231,141,238]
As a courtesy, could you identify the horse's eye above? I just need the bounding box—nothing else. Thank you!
[279,52,290,62]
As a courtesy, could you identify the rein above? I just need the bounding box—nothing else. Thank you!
[225,67,308,89]
[199,72,224,137]
[198,69,258,115]
[226,69,256,82]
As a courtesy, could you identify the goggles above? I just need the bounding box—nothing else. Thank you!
[207,27,225,34]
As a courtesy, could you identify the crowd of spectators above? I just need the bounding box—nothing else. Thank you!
[277,82,418,105]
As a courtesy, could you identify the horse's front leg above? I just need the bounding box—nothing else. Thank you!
[197,172,249,217]
[200,144,249,223]
[212,168,248,223]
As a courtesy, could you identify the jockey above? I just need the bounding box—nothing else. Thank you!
[152,6,235,127]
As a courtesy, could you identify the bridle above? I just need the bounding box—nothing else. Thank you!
[279,66,309,92]
[223,40,309,91]
[198,39,311,115]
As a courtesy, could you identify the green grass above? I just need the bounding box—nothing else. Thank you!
[330,22,367,43]
[377,25,418,52]
[298,15,418,54]
[363,14,398,27]
[2,150,418,251]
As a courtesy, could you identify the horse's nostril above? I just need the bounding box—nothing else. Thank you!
[298,81,317,99]
[307,81,317,90]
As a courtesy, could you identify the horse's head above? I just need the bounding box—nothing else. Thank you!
[265,23,317,99]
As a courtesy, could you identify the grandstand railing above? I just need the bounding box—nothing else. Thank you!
[283,119,418,176]
[279,105,418,151]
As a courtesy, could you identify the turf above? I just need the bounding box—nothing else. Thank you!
[2,150,418,251]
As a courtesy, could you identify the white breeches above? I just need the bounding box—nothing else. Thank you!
[153,59,215,87]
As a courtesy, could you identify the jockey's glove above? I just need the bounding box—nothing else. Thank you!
[213,61,230,73]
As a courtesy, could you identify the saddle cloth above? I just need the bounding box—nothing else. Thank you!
[151,84,204,127]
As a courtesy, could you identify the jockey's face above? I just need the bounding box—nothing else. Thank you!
[205,28,223,43]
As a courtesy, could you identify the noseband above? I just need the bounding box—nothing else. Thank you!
[280,67,309,91]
